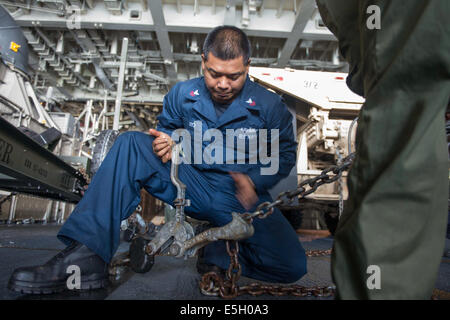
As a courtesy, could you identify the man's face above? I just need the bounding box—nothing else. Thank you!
[202,52,249,104]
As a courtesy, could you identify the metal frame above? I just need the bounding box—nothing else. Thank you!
[2,0,341,112]
[0,116,85,203]
[276,0,316,67]
[113,37,128,130]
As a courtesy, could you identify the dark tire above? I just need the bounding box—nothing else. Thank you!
[90,130,120,176]
[281,209,303,230]
[122,224,136,242]
[129,237,154,273]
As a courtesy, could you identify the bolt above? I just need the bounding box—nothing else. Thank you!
[170,244,180,256]
[145,244,154,255]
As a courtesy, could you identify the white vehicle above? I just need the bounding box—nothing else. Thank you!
[249,66,364,231]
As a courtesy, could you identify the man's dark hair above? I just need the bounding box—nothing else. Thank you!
[202,26,251,65]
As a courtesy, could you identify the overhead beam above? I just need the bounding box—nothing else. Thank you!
[212,0,216,15]
[147,0,178,86]
[32,27,89,87]
[69,30,114,90]
[276,0,316,67]
[276,0,287,18]
[64,88,166,104]
[11,7,336,41]
[28,51,73,100]
[224,0,236,25]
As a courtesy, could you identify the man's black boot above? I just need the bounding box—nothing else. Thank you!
[8,241,110,294]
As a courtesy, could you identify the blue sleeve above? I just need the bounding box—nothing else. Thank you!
[156,83,184,136]
[247,98,297,193]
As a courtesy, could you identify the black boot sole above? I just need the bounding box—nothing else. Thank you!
[8,277,110,295]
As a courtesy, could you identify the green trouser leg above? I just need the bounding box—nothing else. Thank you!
[334,78,449,300]
[317,0,450,299]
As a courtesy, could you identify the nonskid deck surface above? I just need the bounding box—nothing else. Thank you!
[0,224,448,300]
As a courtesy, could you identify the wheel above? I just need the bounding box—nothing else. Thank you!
[122,223,136,242]
[129,237,154,273]
[90,130,120,176]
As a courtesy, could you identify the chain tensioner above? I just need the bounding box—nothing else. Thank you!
[199,153,355,299]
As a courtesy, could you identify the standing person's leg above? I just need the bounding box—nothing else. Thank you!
[331,0,450,299]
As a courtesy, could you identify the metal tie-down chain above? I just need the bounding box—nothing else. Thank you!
[200,153,355,299]
[336,148,344,219]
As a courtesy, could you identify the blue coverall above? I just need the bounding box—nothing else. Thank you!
[57,76,307,283]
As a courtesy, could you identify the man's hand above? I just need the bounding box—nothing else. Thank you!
[230,172,258,211]
[149,129,174,163]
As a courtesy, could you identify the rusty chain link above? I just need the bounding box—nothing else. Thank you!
[200,241,336,299]
[74,167,90,196]
[200,153,355,299]
[336,148,345,219]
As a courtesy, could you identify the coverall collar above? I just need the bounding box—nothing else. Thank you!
[186,75,260,128]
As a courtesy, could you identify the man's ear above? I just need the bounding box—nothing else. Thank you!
[245,59,251,73]
[201,54,206,73]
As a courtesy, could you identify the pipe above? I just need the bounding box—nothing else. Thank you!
[7,195,17,224]
[52,201,60,222]
[348,117,359,155]
[94,63,114,90]
[58,202,66,224]
[113,37,128,130]
[42,201,52,225]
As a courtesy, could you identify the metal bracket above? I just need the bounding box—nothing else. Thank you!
[170,212,255,258]
[144,143,254,259]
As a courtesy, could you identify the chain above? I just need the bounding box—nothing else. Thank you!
[75,168,91,195]
[77,168,91,185]
[199,153,355,299]
[241,152,355,223]
[200,241,335,299]
[336,148,344,219]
